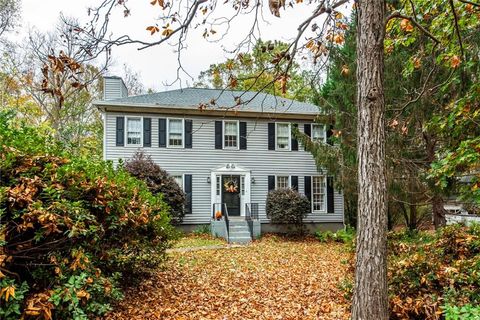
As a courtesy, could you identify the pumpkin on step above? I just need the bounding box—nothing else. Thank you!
[215,210,222,220]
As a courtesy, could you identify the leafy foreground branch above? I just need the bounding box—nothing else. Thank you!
[0,111,175,319]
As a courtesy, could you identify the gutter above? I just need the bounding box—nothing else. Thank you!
[94,101,331,122]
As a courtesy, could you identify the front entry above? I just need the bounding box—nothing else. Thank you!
[222,175,241,216]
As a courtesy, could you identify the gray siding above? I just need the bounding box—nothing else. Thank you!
[103,77,128,100]
[104,112,344,225]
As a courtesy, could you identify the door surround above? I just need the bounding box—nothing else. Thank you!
[211,164,251,217]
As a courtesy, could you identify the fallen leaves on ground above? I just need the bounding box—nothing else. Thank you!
[105,235,351,320]
[172,234,227,249]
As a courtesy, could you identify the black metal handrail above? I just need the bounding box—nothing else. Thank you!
[245,203,259,220]
[245,203,259,239]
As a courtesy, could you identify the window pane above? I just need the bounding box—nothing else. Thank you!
[169,119,183,146]
[312,176,326,212]
[224,121,238,148]
[173,175,183,190]
[276,123,290,150]
[216,176,221,196]
[312,124,325,142]
[225,121,237,135]
[241,176,245,195]
[127,118,141,145]
[276,176,289,189]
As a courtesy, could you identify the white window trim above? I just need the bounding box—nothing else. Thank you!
[275,175,291,189]
[275,122,291,151]
[312,123,327,143]
[167,118,185,148]
[172,174,185,190]
[125,116,143,147]
[311,175,327,213]
[222,120,240,150]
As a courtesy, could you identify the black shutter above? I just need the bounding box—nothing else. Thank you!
[268,175,275,191]
[327,176,335,213]
[185,119,193,148]
[158,118,166,147]
[291,123,298,151]
[184,174,192,214]
[268,123,275,150]
[291,176,298,190]
[143,118,151,147]
[215,121,222,149]
[116,116,124,146]
[327,125,334,146]
[304,176,312,203]
[239,121,247,150]
[304,124,311,151]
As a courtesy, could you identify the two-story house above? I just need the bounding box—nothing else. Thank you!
[95,76,345,242]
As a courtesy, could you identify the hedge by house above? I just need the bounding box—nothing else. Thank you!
[0,111,174,319]
[266,188,310,232]
[124,152,186,224]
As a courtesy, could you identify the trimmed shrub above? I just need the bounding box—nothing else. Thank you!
[124,152,186,224]
[266,188,310,231]
[0,111,173,319]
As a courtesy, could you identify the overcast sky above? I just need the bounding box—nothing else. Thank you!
[16,0,352,91]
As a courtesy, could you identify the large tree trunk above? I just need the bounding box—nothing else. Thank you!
[352,1,388,319]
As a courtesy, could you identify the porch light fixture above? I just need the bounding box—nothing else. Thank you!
[207,177,211,183]
[251,177,255,184]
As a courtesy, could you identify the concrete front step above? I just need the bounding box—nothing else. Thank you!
[229,225,250,230]
[229,222,248,225]
[229,231,251,238]
[229,236,252,244]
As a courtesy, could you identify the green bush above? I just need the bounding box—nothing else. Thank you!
[444,304,480,320]
[124,151,186,224]
[266,188,310,232]
[0,111,173,319]
[315,226,355,245]
[389,224,480,320]
[192,225,211,235]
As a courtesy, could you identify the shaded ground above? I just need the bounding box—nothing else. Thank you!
[105,235,352,320]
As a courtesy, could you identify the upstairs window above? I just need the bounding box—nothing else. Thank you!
[312,176,327,212]
[168,119,184,147]
[312,124,326,143]
[276,123,291,150]
[224,120,238,149]
[126,117,142,145]
[276,176,290,189]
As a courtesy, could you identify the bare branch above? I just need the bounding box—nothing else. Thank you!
[449,0,464,57]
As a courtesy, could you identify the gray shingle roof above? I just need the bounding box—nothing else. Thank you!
[98,87,321,115]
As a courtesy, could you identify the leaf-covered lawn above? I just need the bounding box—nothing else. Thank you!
[172,234,227,249]
[105,235,352,319]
